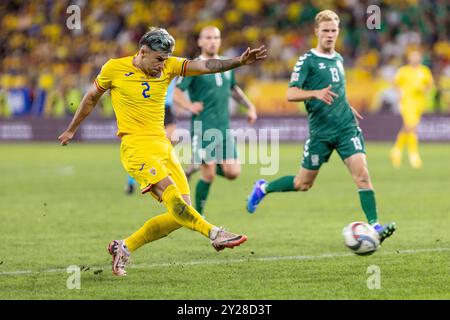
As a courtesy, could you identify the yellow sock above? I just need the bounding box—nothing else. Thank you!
[394,132,407,151]
[407,132,419,154]
[125,212,181,252]
[162,184,214,238]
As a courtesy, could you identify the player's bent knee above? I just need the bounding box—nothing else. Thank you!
[353,173,371,189]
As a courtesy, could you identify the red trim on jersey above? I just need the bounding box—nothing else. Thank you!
[94,79,107,92]
[141,183,153,195]
[181,60,189,77]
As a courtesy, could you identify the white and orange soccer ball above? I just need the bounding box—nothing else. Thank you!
[342,221,380,256]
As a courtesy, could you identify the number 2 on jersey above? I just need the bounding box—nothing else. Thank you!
[141,82,151,98]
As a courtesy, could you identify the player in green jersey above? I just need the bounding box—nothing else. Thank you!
[247,10,396,244]
[175,26,257,216]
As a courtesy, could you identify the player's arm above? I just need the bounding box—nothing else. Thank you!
[232,85,257,124]
[58,84,104,145]
[287,85,338,106]
[173,87,203,115]
[184,46,267,76]
[287,57,337,106]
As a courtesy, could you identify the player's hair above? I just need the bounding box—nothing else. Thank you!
[139,27,175,54]
[314,10,340,28]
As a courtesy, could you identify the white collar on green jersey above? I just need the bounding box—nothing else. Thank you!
[311,49,337,59]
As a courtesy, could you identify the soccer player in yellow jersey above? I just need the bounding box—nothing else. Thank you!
[58,27,267,276]
[391,50,434,169]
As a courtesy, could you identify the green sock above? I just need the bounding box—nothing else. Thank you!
[358,189,378,225]
[216,164,224,177]
[266,175,296,193]
[195,179,211,215]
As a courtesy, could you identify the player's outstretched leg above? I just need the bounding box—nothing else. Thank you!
[160,182,247,250]
[107,211,187,276]
[109,213,182,276]
[359,189,397,244]
[347,154,397,245]
[247,174,302,213]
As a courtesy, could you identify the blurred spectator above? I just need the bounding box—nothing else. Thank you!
[0,0,448,117]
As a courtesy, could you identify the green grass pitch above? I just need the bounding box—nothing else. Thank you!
[0,142,449,299]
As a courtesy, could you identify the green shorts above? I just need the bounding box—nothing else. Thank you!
[192,130,238,164]
[301,126,366,170]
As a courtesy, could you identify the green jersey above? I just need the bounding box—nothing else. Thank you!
[289,49,356,137]
[177,64,236,133]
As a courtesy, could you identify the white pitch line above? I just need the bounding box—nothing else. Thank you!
[0,247,449,277]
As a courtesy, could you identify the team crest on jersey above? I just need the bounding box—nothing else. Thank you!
[149,167,157,176]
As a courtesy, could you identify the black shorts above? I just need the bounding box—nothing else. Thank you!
[164,105,176,126]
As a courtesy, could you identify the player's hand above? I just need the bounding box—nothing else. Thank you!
[239,45,268,65]
[247,108,257,125]
[189,102,203,115]
[315,85,338,105]
[351,106,364,120]
[58,130,74,146]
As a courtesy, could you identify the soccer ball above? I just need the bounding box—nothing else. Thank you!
[342,222,380,256]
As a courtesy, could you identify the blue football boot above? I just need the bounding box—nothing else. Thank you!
[373,222,397,244]
[247,179,267,214]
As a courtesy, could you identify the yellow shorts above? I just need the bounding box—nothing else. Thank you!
[400,109,422,127]
[120,135,190,200]
[400,101,424,127]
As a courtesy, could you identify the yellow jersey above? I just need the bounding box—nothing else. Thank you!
[394,64,433,111]
[95,55,188,137]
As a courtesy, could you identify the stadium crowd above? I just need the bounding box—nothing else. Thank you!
[0,0,449,117]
